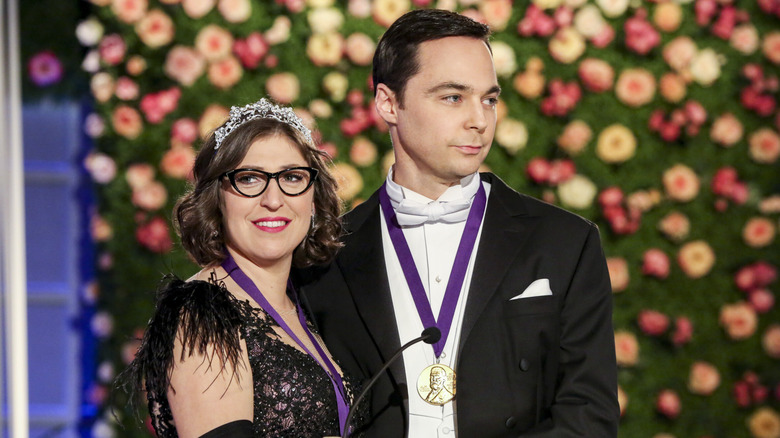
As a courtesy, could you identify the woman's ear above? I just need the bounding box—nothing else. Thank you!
[374,83,399,125]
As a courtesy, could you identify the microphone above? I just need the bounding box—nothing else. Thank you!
[341,327,441,438]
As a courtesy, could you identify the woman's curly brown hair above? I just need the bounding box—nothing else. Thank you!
[174,116,343,268]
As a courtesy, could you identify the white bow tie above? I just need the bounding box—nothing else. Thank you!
[394,198,472,226]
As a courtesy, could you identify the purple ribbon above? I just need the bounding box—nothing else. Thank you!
[221,254,349,435]
[379,181,487,358]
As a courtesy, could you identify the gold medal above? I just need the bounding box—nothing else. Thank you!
[417,364,456,406]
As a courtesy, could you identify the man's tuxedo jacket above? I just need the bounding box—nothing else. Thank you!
[297,173,620,437]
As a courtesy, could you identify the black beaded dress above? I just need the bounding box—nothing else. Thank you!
[125,277,362,437]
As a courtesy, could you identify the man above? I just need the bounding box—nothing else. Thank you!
[298,8,619,437]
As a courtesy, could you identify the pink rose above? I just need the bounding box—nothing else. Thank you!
[135,9,174,48]
[615,68,656,107]
[99,33,126,65]
[165,45,206,86]
[663,164,700,202]
[557,120,592,155]
[614,331,639,366]
[266,72,300,104]
[125,163,155,190]
[345,33,376,66]
[749,289,775,314]
[688,361,720,395]
[479,0,513,31]
[84,152,117,184]
[624,8,660,55]
[730,24,759,55]
[642,248,670,279]
[638,309,670,336]
[599,186,623,208]
[762,325,780,358]
[136,216,173,253]
[114,76,139,100]
[748,128,780,164]
[161,145,195,180]
[742,217,776,248]
[27,51,63,87]
[541,79,581,117]
[208,56,243,90]
[140,87,180,124]
[233,32,269,69]
[672,316,693,346]
[710,113,743,147]
[578,57,614,93]
[131,181,168,211]
[763,31,780,65]
[171,118,199,144]
[111,0,147,23]
[720,302,758,340]
[656,389,681,419]
[195,25,234,62]
[111,105,143,139]
[607,257,630,292]
[677,240,715,279]
[658,211,690,242]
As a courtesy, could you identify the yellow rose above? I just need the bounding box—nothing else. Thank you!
[495,118,528,155]
[549,27,586,64]
[596,124,636,163]
[677,240,715,279]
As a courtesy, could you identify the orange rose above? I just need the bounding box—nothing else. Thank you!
[349,137,378,167]
[663,164,700,202]
[762,325,780,359]
[743,217,776,248]
[198,104,229,139]
[659,72,686,103]
[195,25,233,62]
[748,407,780,438]
[557,120,592,155]
[749,128,780,164]
[677,240,715,279]
[331,162,364,201]
[615,68,656,107]
[513,70,546,99]
[161,145,195,180]
[617,385,628,416]
[762,31,780,65]
[111,105,143,139]
[687,361,720,395]
[126,55,147,76]
[135,9,174,48]
[607,257,629,292]
[710,113,743,147]
[207,56,243,90]
[719,302,758,340]
[479,0,512,31]
[91,214,113,242]
[614,330,639,366]
[653,1,682,32]
[266,72,300,104]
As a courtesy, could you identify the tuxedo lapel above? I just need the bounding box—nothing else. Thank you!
[336,194,405,381]
[458,174,541,354]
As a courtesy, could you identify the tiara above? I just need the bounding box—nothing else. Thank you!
[213,98,313,150]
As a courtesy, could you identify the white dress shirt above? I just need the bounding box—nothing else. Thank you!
[380,170,490,438]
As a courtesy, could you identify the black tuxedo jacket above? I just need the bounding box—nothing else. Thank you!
[297,173,619,437]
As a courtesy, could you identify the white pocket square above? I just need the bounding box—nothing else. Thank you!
[510,279,552,300]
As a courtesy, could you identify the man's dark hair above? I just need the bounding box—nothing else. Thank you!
[372,9,492,106]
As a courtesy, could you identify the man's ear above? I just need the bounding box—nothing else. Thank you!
[374,83,399,125]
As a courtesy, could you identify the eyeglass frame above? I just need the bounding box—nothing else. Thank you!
[221,166,319,198]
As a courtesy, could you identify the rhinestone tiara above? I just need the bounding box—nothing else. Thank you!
[213,98,312,150]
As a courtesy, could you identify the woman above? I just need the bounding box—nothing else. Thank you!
[123,99,357,437]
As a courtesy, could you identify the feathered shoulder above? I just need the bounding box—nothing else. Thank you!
[118,274,245,411]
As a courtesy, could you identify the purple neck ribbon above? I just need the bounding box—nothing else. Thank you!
[379,181,487,358]
[221,254,349,435]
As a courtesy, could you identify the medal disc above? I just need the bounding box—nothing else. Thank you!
[417,364,456,406]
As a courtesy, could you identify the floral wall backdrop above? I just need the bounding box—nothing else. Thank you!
[66,0,780,436]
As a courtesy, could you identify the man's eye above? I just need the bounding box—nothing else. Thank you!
[484,97,498,106]
[444,95,461,103]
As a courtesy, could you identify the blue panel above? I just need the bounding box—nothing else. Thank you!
[25,181,72,285]
[22,104,79,163]
[28,304,70,405]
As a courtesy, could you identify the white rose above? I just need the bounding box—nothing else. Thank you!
[490,41,517,78]
[558,174,597,210]
[307,0,335,7]
[690,48,722,86]
[495,118,528,155]
[574,4,607,38]
[323,71,349,102]
[308,7,344,34]
[81,50,101,73]
[265,16,291,45]
[76,17,105,46]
